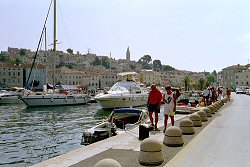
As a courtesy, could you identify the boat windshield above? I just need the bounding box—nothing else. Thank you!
[109,81,141,92]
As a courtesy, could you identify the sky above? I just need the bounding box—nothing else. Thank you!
[1,0,250,72]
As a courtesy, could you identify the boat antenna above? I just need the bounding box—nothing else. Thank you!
[25,0,53,89]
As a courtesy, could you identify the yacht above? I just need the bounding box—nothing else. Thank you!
[94,72,148,109]
[21,0,90,107]
[0,87,24,104]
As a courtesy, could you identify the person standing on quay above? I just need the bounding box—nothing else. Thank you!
[162,85,176,133]
[226,88,231,101]
[147,84,162,130]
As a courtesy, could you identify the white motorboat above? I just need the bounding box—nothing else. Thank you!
[0,87,25,104]
[21,0,90,107]
[81,108,149,145]
[94,72,148,109]
[22,93,90,107]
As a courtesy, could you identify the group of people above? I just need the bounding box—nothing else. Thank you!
[147,84,232,133]
[203,87,231,106]
[147,84,176,133]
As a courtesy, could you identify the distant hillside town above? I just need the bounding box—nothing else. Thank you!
[1,46,243,91]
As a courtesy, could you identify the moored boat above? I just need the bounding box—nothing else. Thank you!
[94,72,148,109]
[81,108,149,145]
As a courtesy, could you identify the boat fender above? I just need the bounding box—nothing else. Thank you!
[65,97,67,102]
[74,97,77,102]
[50,97,53,102]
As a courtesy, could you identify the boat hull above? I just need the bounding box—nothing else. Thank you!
[95,94,148,109]
[0,96,22,104]
[22,94,90,107]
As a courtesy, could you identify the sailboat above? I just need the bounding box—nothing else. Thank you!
[21,0,90,107]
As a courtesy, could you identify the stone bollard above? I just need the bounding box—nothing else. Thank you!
[189,113,202,127]
[94,158,122,167]
[218,101,223,107]
[138,138,164,166]
[197,110,208,122]
[202,107,212,116]
[190,107,201,114]
[222,97,228,103]
[179,119,195,135]
[212,103,219,112]
[207,105,215,114]
[163,126,184,147]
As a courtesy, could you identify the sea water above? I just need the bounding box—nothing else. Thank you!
[0,103,111,167]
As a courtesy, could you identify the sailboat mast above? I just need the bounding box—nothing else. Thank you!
[53,0,57,93]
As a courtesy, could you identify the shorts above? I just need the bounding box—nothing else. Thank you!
[148,104,160,113]
[164,107,175,116]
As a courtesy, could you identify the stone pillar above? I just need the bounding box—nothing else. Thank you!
[163,126,184,147]
[138,138,164,166]
[203,107,213,116]
[94,158,122,167]
[179,119,195,135]
[207,105,215,114]
[197,110,208,122]
[189,113,202,127]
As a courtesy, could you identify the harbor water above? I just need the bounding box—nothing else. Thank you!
[0,103,112,167]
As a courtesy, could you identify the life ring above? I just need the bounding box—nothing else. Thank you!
[50,97,53,102]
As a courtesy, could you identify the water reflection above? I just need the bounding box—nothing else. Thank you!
[0,103,109,167]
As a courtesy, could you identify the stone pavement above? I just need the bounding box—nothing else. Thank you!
[32,93,250,167]
[166,93,250,167]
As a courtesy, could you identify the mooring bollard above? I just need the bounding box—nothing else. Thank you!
[189,113,202,127]
[138,138,164,166]
[190,107,201,114]
[197,110,208,122]
[203,107,213,116]
[179,119,195,135]
[94,158,122,167]
[163,126,184,147]
[207,105,215,114]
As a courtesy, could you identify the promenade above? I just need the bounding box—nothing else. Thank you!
[32,93,250,167]
[166,93,250,167]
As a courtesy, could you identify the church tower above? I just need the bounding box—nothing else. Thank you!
[126,46,130,61]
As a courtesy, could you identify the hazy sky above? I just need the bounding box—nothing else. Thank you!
[1,0,250,72]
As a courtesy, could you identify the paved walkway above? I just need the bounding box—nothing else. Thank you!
[32,93,250,167]
[166,93,250,167]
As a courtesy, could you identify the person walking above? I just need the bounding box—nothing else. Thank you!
[162,85,176,133]
[226,88,231,101]
[147,84,162,130]
[203,87,210,106]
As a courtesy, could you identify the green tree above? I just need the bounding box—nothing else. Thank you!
[15,57,22,65]
[198,78,205,91]
[138,55,152,64]
[0,54,11,63]
[206,74,216,84]
[183,76,191,91]
[101,57,110,68]
[142,62,152,69]
[129,64,136,70]
[19,49,26,56]
[92,57,101,66]
[153,59,162,71]
[66,48,73,54]
[66,63,76,69]
[162,65,175,71]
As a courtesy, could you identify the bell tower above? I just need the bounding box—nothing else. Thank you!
[126,46,130,61]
